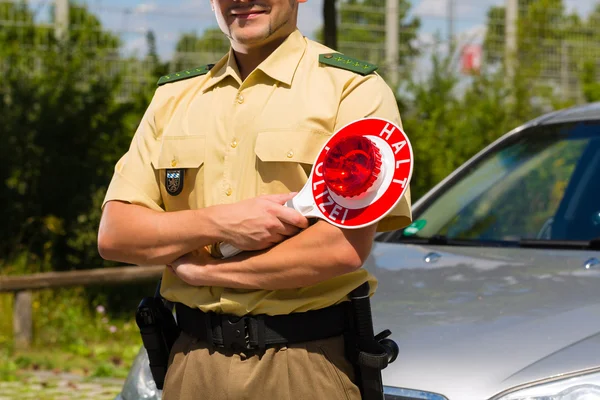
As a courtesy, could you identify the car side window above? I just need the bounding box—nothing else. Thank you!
[438,138,586,241]
[402,123,600,243]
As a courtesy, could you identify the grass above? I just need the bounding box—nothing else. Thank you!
[4,341,141,379]
[0,289,143,382]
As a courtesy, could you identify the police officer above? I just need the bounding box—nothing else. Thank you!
[97,0,412,397]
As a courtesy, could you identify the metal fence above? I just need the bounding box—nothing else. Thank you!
[1,0,599,102]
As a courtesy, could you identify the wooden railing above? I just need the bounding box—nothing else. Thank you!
[0,265,164,348]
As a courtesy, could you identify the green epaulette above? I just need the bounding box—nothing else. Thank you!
[319,53,378,75]
[157,64,215,86]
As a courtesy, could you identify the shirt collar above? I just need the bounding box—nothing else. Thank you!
[202,51,241,92]
[203,29,306,91]
[256,29,306,86]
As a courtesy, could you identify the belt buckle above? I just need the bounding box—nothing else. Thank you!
[221,315,252,350]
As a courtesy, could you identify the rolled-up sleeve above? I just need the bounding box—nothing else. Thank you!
[102,94,164,212]
[334,73,412,232]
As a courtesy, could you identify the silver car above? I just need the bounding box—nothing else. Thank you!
[116,102,600,400]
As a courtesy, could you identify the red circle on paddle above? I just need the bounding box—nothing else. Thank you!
[310,118,413,229]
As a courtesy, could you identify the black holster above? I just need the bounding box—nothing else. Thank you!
[135,279,181,390]
[345,282,399,400]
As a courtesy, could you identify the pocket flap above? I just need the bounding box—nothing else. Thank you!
[153,135,205,169]
[255,130,331,164]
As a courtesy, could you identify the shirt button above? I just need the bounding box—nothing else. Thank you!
[236,94,244,104]
[226,188,233,196]
[231,140,238,148]
[287,151,294,158]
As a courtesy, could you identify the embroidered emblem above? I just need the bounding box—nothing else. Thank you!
[166,169,184,196]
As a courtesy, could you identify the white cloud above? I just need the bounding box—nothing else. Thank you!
[415,31,437,47]
[413,0,485,19]
[135,3,158,14]
[457,24,486,44]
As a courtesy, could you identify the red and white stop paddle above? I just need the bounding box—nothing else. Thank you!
[219,117,413,258]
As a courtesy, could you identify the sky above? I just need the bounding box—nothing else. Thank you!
[31,0,600,62]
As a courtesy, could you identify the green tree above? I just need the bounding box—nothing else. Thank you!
[484,0,554,64]
[143,30,170,86]
[400,50,564,200]
[482,0,599,101]
[581,61,600,102]
[0,2,142,275]
[146,30,160,67]
[0,1,49,62]
[575,3,600,101]
[315,0,420,79]
[64,3,121,51]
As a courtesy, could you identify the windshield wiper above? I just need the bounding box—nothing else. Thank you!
[394,235,600,250]
[394,235,518,247]
[518,238,600,250]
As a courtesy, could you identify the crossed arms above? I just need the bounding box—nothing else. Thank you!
[97,194,376,290]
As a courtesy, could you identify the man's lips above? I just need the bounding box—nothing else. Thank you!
[230,8,268,18]
[232,12,264,18]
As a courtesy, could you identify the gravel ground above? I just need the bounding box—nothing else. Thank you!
[0,371,125,400]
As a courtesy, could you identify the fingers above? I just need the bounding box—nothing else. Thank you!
[260,192,297,205]
[259,192,308,229]
[268,222,304,246]
[272,222,302,238]
[268,233,286,245]
[273,206,309,229]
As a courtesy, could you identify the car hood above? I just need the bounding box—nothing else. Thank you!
[364,241,600,400]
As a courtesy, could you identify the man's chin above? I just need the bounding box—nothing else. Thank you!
[230,29,271,46]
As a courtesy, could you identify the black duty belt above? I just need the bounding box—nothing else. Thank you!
[175,302,350,351]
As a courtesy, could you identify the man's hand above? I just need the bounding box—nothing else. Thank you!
[97,193,308,266]
[165,220,377,290]
[212,192,309,251]
[167,248,216,286]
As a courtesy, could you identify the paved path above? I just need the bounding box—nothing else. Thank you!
[0,371,125,400]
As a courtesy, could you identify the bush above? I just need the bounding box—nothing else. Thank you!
[0,352,18,382]
[399,52,573,200]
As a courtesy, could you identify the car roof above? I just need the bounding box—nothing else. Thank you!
[536,101,600,126]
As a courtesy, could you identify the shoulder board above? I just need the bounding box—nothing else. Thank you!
[157,64,215,86]
[319,53,378,75]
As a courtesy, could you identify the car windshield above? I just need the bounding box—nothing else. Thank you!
[397,121,600,243]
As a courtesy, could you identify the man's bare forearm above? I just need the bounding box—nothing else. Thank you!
[175,221,377,290]
[98,201,223,265]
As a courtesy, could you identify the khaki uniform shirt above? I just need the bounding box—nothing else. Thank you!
[102,29,412,316]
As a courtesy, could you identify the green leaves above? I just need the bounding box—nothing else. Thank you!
[483,0,600,100]
[399,51,563,201]
[0,3,142,274]
[581,61,600,103]
[398,0,600,202]
[315,0,420,84]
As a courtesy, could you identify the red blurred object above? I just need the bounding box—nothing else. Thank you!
[323,136,382,198]
[461,44,482,75]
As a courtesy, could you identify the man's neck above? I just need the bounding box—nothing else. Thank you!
[231,32,292,81]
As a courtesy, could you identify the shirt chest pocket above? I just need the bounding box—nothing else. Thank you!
[152,135,206,210]
[254,130,331,195]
